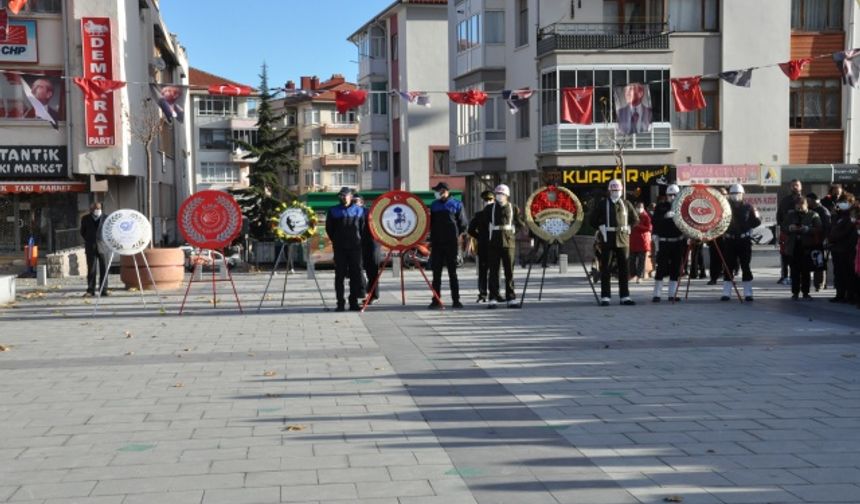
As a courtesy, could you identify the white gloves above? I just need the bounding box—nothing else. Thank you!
[665,211,675,218]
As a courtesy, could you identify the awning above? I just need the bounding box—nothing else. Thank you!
[0,181,88,194]
[780,165,833,183]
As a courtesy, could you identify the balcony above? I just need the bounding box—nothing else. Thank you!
[540,124,671,153]
[321,123,359,136]
[454,133,506,162]
[537,22,669,56]
[321,154,360,167]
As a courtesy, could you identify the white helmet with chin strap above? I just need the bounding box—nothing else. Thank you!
[494,184,510,197]
[666,184,680,197]
[729,184,745,201]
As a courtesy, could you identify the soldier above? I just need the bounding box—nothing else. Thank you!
[486,184,521,309]
[429,182,468,309]
[467,190,495,303]
[325,187,366,312]
[652,184,684,303]
[587,179,639,306]
[721,184,761,302]
[353,194,380,304]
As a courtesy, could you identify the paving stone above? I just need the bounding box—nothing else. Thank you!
[202,486,280,504]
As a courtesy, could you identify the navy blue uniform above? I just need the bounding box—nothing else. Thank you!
[326,203,366,308]
[360,208,380,299]
[429,197,468,303]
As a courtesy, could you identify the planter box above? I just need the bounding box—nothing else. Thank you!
[0,275,15,304]
[120,248,185,291]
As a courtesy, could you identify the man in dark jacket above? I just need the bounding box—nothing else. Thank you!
[354,194,379,304]
[807,193,831,291]
[486,184,522,309]
[652,184,684,302]
[80,202,107,297]
[828,195,857,303]
[587,179,639,306]
[467,190,495,303]
[722,184,761,301]
[326,187,366,311]
[429,182,468,309]
[783,196,822,300]
[776,179,803,285]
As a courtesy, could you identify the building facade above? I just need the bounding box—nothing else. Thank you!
[0,0,193,253]
[448,0,860,211]
[188,68,257,193]
[349,0,464,193]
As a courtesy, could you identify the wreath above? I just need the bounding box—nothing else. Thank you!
[671,185,732,241]
[524,185,584,244]
[270,201,318,243]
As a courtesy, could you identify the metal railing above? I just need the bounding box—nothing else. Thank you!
[538,22,669,54]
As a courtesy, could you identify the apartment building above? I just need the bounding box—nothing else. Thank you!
[348,0,464,192]
[188,68,258,192]
[0,0,193,253]
[273,75,361,194]
[448,0,860,211]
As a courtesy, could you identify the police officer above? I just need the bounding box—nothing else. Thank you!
[721,184,761,302]
[325,187,366,311]
[486,184,521,309]
[429,182,468,309]
[353,194,380,304]
[587,179,639,306]
[652,184,684,303]
[467,190,495,303]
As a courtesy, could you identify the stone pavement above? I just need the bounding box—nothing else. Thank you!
[0,255,858,504]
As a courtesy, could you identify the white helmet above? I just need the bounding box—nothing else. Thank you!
[608,179,623,192]
[494,184,510,197]
[666,184,680,196]
[729,184,745,195]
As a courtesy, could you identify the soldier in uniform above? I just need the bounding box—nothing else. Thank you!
[467,190,496,303]
[721,184,761,302]
[587,179,639,306]
[325,187,366,311]
[429,182,468,309]
[652,184,684,302]
[486,184,522,309]
[353,194,380,304]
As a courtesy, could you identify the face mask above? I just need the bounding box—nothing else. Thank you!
[433,191,441,200]
[667,195,676,202]
[495,194,507,204]
[609,191,622,202]
[729,194,742,202]
[92,209,102,218]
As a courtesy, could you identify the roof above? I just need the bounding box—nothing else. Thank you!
[276,79,359,106]
[188,67,254,91]
[347,0,447,41]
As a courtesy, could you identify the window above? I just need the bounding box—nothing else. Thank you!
[284,111,297,127]
[483,95,507,140]
[363,151,388,171]
[791,0,843,31]
[541,72,557,126]
[232,129,259,147]
[196,96,238,117]
[0,70,65,122]
[790,79,841,129]
[199,162,239,183]
[334,110,357,124]
[370,26,386,58]
[485,11,505,44]
[371,82,388,115]
[517,100,531,138]
[668,0,719,32]
[516,0,529,46]
[330,169,358,186]
[305,169,321,187]
[303,108,320,125]
[672,79,718,130]
[303,139,320,156]
[199,129,232,150]
[0,0,61,13]
[457,14,482,52]
[245,99,258,118]
[432,149,450,175]
[332,138,357,155]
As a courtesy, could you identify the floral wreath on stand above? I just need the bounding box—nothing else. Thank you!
[270,201,318,243]
[524,185,584,245]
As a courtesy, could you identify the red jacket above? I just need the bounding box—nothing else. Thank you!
[629,211,652,253]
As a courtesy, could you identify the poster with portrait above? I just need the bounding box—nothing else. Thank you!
[151,83,185,124]
[0,71,64,124]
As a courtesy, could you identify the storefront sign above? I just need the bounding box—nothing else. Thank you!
[744,193,778,226]
[760,165,781,186]
[0,146,68,178]
[677,164,760,186]
[832,165,860,183]
[0,181,86,193]
[556,165,671,186]
[81,17,116,147]
[0,17,38,63]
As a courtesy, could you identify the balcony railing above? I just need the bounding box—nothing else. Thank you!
[321,123,360,136]
[538,22,669,55]
[321,154,360,167]
[540,124,672,153]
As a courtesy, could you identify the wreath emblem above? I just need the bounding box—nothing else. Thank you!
[672,185,732,241]
[178,190,243,249]
[524,185,584,244]
[368,191,429,251]
[271,201,318,242]
[101,209,152,256]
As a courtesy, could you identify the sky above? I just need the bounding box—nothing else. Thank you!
[159,0,394,89]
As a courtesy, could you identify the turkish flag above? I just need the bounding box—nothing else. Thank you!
[447,89,488,106]
[560,87,593,124]
[7,0,27,15]
[208,84,253,96]
[335,90,367,114]
[670,76,706,112]
[73,77,126,100]
[779,59,811,80]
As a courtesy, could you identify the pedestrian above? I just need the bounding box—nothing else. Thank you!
[467,190,495,303]
[80,202,108,297]
[782,195,822,300]
[821,183,843,213]
[827,193,857,304]
[587,179,639,306]
[776,179,803,285]
[628,201,651,284]
[722,184,761,301]
[707,188,728,285]
[486,184,521,309]
[428,182,468,309]
[325,187,365,312]
[353,194,379,304]
[806,193,831,291]
[652,184,684,302]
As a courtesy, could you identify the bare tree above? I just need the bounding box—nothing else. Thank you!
[599,97,630,197]
[126,98,164,248]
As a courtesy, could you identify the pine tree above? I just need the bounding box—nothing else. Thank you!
[231,63,300,240]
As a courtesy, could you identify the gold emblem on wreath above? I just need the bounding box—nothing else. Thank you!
[368,191,429,250]
[524,186,584,244]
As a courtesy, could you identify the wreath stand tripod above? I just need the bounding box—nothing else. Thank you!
[179,249,243,314]
[519,238,600,308]
[679,238,743,302]
[361,248,443,312]
[93,251,164,316]
[257,242,328,312]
